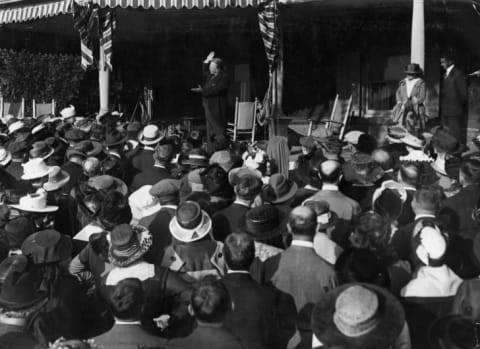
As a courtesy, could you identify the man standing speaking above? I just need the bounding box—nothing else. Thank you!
[191,51,229,151]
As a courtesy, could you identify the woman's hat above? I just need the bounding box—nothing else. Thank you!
[7,121,25,135]
[88,175,128,196]
[29,141,54,160]
[311,283,405,349]
[386,125,407,144]
[105,129,128,148]
[10,191,58,213]
[74,140,104,157]
[60,105,76,120]
[21,158,51,180]
[401,133,425,149]
[262,173,298,204]
[169,201,212,243]
[4,217,35,249]
[182,148,209,167]
[109,224,152,267]
[21,229,72,264]
[0,147,12,167]
[342,153,384,187]
[304,200,338,230]
[228,166,262,186]
[43,166,70,192]
[0,269,46,310]
[244,205,286,240]
[128,185,162,221]
[404,63,423,75]
[138,124,163,145]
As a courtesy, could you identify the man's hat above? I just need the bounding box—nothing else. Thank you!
[60,105,76,120]
[88,175,128,196]
[243,205,286,241]
[138,124,163,145]
[209,150,234,173]
[0,268,46,310]
[149,179,180,204]
[64,129,88,143]
[404,63,423,75]
[262,173,298,204]
[105,129,128,148]
[74,140,104,158]
[169,201,212,243]
[0,147,12,167]
[9,191,59,213]
[43,166,70,192]
[21,158,50,180]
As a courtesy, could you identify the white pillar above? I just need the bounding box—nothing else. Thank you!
[98,44,110,115]
[411,0,425,69]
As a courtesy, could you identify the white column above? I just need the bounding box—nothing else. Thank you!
[411,0,425,69]
[98,44,110,115]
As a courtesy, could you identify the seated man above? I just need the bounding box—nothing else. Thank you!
[165,276,242,349]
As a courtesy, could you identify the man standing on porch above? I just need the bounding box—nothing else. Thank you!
[440,52,468,145]
[191,51,229,151]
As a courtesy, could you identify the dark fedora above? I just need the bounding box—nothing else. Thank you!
[262,173,298,204]
[311,283,405,349]
[109,224,152,267]
[404,63,423,75]
[21,230,72,265]
[0,269,46,310]
[4,217,34,250]
[243,205,286,240]
[29,141,54,160]
[74,140,104,157]
[304,200,338,230]
[105,129,128,148]
[64,129,88,143]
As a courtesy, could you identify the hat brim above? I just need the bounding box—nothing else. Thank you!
[9,204,59,213]
[228,167,262,186]
[431,161,448,177]
[21,168,50,181]
[271,181,298,204]
[0,152,12,167]
[86,141,104,157]
[311,283,405,349]
[30,147,54,161]
[386,135,404,144]
[241,209,288,240]
[109,226,153,267]
[169,211,212,243]
[43,172,71,192]
[138,130,163,145]
[0,291,47,310]
[404,69,422,75]
[105,136,128,148]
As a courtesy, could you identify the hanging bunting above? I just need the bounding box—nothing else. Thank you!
[99,9,116,71]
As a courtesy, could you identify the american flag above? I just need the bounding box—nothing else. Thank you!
[474,0,480,15]
[258,0,279,72]
[99,9,116,71]
[73,2,97,71]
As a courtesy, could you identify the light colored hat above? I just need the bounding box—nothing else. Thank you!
[128,185,162,223]
[21,158,51,180]
[10,191,58,213]
[415,225,447,265]
[209,150,234,173]
[431,157,448,176]
[401,133,425,149]
[0,147,12,167]
[169,201,212,243]
[138,124,163,145]
[371,180,407,206]
[43,166,70,192]
[31,123,46,135]
[8,121,24,135]
[344,130,365,145]
[60,105,76,120]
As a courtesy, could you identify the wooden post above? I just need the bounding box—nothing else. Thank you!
[411,0,425,69]
[98,44,110,115]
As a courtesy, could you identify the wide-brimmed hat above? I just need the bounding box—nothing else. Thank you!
[386,125,408,144]
[0,268,46,310]
[138,124,163,145]
[29,141,54,160]
[304,200,338,230]
[109,224,152,267]
[312,283,405,349]
[128,185,162,221]
[7,121,25,135]
[64,129,88,144]
[149,178,180,204]
[343,130,365,146]
[74,140,104,157]
[43,166,70,192]
[105,129,128,148]
[10,191,58,213]
[262,173,298,204]
[88,175,128,196]
[65,148,87,161]
[243,205,286,240]
[404,63,423,75]
[182,148,209,167]
[401,133,425,149]
[60,105,76,120]
[342,153,384,187]
[169,201,212,243]
[209,150,234,173]
[0,147,12,167]
[4,217,34,249]
[21,229,72,264]
[21,158,51,180]
[228,166,262,186]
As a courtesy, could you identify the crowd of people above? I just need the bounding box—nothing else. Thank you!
[0,101,478,349]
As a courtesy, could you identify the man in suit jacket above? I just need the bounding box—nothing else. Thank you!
[259,206,337,349]
[440,53,468,144]
[166,277,242,349]
[94,278,166,349]
[131,124,164,173]
[212,175,262,241]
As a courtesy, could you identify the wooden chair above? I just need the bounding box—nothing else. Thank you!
[32,99,55,119]
[227,97,258,142]
[307,94,353,139]
[0,97,25,121]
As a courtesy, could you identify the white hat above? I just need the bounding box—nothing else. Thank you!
[31,123,46,135]
[344,130,365,145]
[21,158,51,180]
[43,166,71,192]
[401,134,424,149]
[415,226,447,265]
[10,190,58,213]
[431,157,448,176]
[138,124,163,145]
[60,105,76,120]
[8,121,24,135]
[371,179,407,207]
[128,185,162,223]
[0,147,12,167]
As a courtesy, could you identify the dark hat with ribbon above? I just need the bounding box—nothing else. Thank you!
[243,205,286,240]
[262,173,298,204]
[109,224,152,267]
[21,229,72,265]
[404,63,423,75]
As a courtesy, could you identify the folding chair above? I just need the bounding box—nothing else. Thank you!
[0,97,25,121]
[323,94,353,139]
[32,99,55,119]
[227,97,259,142]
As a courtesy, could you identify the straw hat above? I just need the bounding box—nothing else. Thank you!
[60,105,76,120]
[7,121,24,135]
[138,124,163,145]
[21,158,51,180]
[10,191,58,213]
[43,166,70,192]
[169,201,212,243]
[0,147,12,167]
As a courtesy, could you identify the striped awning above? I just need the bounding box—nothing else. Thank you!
[91,0,265,9]
[0,0,72,24]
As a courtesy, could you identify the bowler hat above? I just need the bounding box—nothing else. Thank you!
[262,173,298,204]
[109,224,152,267]
[21,229,72,264]
[404,63,423,75]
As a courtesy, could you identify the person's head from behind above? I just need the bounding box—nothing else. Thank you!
[235,175,262,203]
[320,160,342,185]
[349,212,390,252]
[398,163,419,187]
[110,278,144,321]
[209,58,224,75]
[428,315,478,349]
[190,276,231,325]
[372,149,394,172]
[440,52,454,71]
[223,233,255,271]
[412,187,441,216]
[459,158,480,187]
[287,206,317,240]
